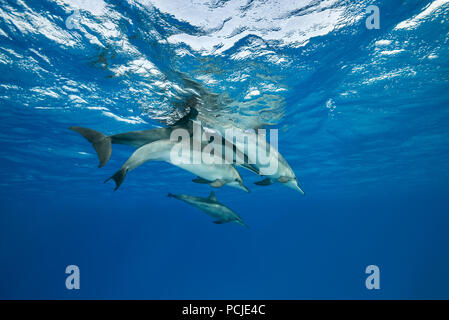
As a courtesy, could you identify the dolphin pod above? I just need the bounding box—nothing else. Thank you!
[69,124,304,194]
[70,109,305,227]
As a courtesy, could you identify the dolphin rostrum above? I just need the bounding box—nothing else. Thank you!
[105,139,250,193]
[168,191,248,227]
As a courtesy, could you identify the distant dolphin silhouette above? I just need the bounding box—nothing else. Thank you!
[168,191,248,227]
[105,139,250,193]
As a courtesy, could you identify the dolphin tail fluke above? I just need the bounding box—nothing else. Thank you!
[70,126,112,168]
[104,167,127,191]
[167,193,174,197]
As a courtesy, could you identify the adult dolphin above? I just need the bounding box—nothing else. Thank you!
[69,109,197,168]
[105,139,250,193]
[252,140,305,195]
[223,128,305,195]
[168,191,248,227]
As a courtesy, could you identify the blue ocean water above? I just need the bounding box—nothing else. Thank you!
[1,0,449,299]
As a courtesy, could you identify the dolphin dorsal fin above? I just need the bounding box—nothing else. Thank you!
[208,191,217,201]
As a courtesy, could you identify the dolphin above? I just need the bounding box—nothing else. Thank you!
[105,139,250,193]
[69,126,170,167]
[225,129,305,195]
[69,107,198,167]
[70,122,302,194]
[252,141,305,195]
[70,122,261,175]
[168,191,248,227]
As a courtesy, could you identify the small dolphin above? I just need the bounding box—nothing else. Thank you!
[105,139,250,193]
[168,191,248,227]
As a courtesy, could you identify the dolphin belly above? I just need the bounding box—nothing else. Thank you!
[175,163,235,184]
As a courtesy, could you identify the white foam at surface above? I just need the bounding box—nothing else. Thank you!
[394,0,449,30]
[102,111,148,124]
[142,0,359,54]
[375,40,392,46]
[244,89,261,100]
[363,67,417,84]
[380,49,405,56]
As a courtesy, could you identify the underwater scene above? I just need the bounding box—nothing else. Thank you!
[1,0,449,299]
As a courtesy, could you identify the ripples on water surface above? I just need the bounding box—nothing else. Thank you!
[1,0,449,299]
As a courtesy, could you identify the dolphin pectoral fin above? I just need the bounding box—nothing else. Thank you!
[277,176,292,183]
[104,167,127,191]
[212,220,225,224]
[210,179,226,188]
[192,177,212,184]
[70,126,112,168]
[254,178,275,186]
